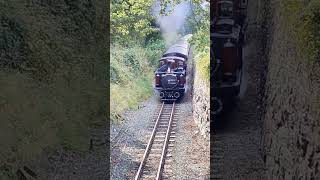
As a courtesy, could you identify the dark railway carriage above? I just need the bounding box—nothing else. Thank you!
[154,35,192,101]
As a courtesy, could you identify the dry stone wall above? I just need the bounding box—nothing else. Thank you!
[262,1,320,179]
[192,58,210,139]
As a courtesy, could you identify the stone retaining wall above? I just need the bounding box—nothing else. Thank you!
[192,59,210,138]
[262,1,320,179]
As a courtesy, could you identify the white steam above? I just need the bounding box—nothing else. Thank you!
[153,1,191,46]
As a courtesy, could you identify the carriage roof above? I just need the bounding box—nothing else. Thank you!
[162,35,192,59]
[163,46,189,59]
[163,43,189,58]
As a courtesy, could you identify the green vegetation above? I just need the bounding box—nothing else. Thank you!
[110,40,165,121]
[187,1,210,55]
[196,53,210,85]
[280,0,320,61]
[110,0,157,43]
[110,0,166,121]
[0,1,106,178]
[187,1,210,82]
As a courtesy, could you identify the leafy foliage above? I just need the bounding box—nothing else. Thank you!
[186,1,210,55]
[196,52,210,85]
[110,0,166,120]
[110,41,165,121]
[110,0,158,44]
[184,1,210,82]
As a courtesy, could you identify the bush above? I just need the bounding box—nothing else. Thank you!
[145,38,166,67]
[110,40,165,122]
[196,52,210,85]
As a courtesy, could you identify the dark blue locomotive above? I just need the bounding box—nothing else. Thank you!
[154,35,192,101]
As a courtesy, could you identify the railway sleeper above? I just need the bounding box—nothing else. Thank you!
[141,175,156,179]
[166,153,173,157]
[155,135,166,138]
[153,139,165,142]
[144,161,162,167]
[145,143,162,147]
[150,148,162,152]
[158,125,169,128]
[168,144,174,147]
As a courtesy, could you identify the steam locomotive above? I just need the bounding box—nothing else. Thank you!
[211,0,248,114]
[154,34,192,101]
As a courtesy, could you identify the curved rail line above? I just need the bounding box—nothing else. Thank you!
[135,101,177,180]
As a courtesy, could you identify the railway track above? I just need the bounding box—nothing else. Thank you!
[135,101,178,180]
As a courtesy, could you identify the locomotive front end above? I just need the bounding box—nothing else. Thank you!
[154,72,186,101]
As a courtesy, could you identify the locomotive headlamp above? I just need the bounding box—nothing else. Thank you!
[179,74,185,85]
[155,74,161,86]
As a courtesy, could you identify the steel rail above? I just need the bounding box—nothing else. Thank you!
[134,102,165,180]
[156,101,175,180]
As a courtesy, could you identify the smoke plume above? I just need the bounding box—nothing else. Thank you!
[153,1,191,46]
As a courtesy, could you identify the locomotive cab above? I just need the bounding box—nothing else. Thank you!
[216,0,234,18]
[159,56,186,69]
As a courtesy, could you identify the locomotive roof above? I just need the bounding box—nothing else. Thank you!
[159,56,186,61]
[211,23,241,40]
[163,46,189,58]
[217,0,233,4]
[162,35,192,59]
